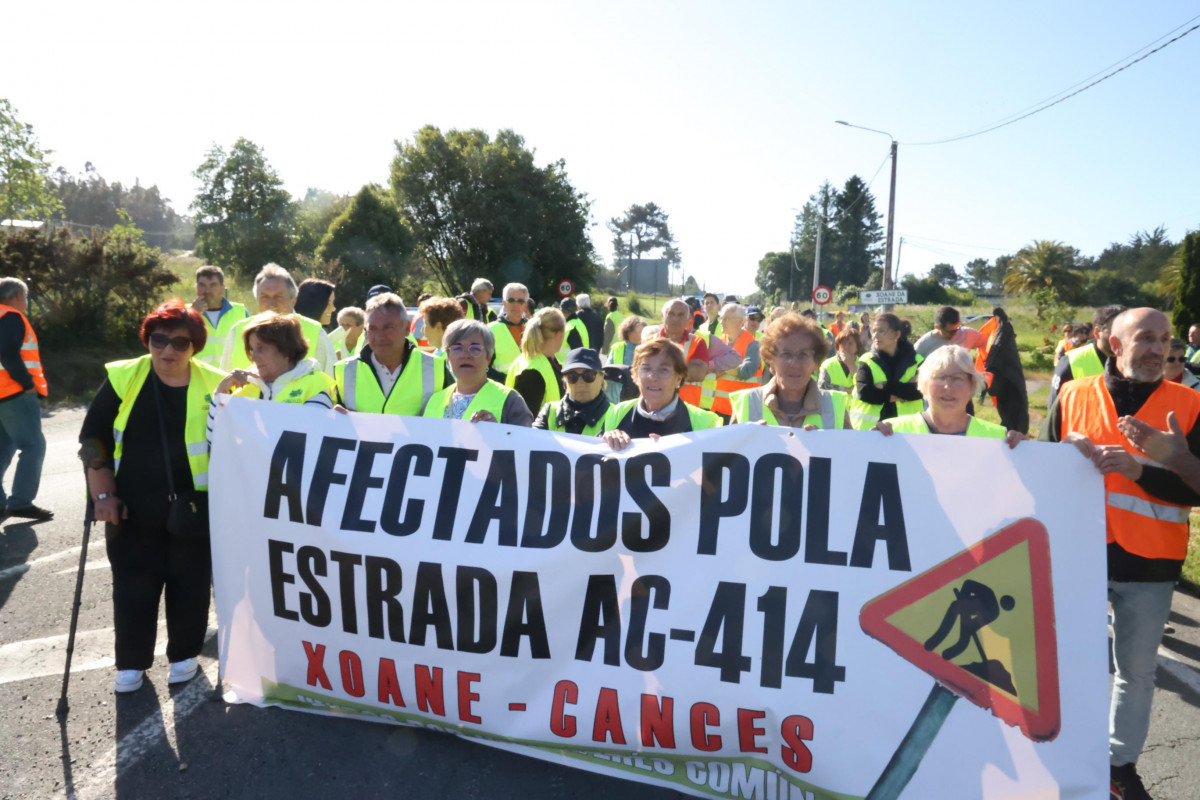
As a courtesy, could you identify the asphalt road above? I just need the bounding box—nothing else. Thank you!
[1,406,1199,799]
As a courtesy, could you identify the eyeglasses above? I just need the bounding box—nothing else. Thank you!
[448,343,487,357]
[149,332,192,352]
[564,370,598,384]
[930,373,972,387]
[505,297,526,304]
[774,350,815,363]
[638,366,676,379]
[1167,356,1185,363]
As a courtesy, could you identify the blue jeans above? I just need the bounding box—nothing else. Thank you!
[1109,579,1175,766]
[0,391,46,509]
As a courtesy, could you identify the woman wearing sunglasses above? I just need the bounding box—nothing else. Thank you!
[78,299,227,694]
[423,319,534,425]
[505,308,566,416]
[1164,338,1200,391]
[212,313,335,407]
[533,348,612,435]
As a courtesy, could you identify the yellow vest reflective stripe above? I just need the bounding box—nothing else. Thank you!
[505,353,561,407]
[488,321,523,374]
[0,307,47,398]
[558,318,591,361]
[1066,342,1103,378]
[887,412,1006,438]
[678,332,718,410]
[337,350,446,415]
[603,398,723,432]
[819,356,856,392]
[545,402,606,436]
[711,331,761,416]
[848,352,923,431]
[423,379,515,420]
[608,340,632,366]
[235,369,335,404]
[228,314,325,370]
[194,302,248,367]
[106,355,225,490]
[730,385,846,429]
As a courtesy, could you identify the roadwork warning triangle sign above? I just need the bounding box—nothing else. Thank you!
[859,518,1060,742]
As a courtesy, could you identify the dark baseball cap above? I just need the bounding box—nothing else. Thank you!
[560,297,578,312]
[746,306,764,318]
[562,348,602,372]
[366,284,393,299]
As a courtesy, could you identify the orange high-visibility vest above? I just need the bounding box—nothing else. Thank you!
[0,307,47,399]
[676,334,717,409]
[711,330,761,416]
[1059,374,1200,561]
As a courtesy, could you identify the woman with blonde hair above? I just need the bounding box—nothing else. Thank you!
[874,344,1023,447]
[505,307,566,416]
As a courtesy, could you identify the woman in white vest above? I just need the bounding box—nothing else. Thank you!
[873,345,1024,447]
[212,313,334,408]
[79,299,227,694]
[729,312,850,429]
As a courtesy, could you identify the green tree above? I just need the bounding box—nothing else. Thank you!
[316,185,415,305]
[963,258,992,292]
[928,263,960,288]
[1173,232,1200,339]
[0,99,62,221]
[53,162,193,249]
[608,202,674,267]
[1002,240,1086,315]
[295,188,350,257]
[191,138,296,276]
[791,181,837,298]
[755,251,795,299]
[828,174,883,287]
[390,126,596,299]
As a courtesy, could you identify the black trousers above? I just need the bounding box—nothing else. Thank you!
[105,522,211,670]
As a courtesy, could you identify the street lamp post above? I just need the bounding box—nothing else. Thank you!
[836,121,898,299]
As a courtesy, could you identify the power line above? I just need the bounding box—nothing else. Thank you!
[902,234,1010,252]
[907,15,1200,146]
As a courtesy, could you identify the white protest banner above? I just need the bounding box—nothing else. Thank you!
[209,397,1109,799]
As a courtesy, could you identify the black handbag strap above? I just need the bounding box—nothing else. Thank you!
[149,372,179,502]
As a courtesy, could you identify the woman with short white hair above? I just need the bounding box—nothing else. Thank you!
[423,319,533,425]
[873,345,1024,447]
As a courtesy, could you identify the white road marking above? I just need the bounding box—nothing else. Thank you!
[63,656,221,800]
[53,559,109,575]
[1158,646,1200,696]
[0,545,82,581]
[0,620,215,686]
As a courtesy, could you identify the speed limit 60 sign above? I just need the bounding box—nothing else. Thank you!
[556,279,575,298]
[812,285,832,305]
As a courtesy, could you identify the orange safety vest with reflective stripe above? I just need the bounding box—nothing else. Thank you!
[677,333,718,410]
[1059,374,1200,561]
[0,307,47,398]
[711,330,761,416]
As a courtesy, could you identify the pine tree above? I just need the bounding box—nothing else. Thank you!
[1172,232,1200,339]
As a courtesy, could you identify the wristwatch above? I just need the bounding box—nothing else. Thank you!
[95,493,111,501]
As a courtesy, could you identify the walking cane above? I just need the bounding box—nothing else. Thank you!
[56,460,96,718]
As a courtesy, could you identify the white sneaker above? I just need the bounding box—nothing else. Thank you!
[114,669,144,693]
[167,657,199,685]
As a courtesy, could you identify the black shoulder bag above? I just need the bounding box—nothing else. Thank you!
[152,373,210,539]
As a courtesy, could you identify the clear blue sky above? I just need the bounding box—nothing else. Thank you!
[4,1,1198,298]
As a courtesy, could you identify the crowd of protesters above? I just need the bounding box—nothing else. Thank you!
[66,260,1200,800]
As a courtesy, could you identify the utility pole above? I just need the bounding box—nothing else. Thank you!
[812,213,823,312]
[836,120,898,310]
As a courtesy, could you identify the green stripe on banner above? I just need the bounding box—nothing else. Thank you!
[262,678,861,800]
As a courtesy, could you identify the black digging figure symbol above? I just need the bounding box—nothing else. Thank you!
[923,579,1018,695]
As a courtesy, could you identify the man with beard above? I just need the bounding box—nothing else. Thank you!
[1041,308,1200,800]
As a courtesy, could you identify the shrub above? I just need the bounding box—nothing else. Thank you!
[627,296,646,316]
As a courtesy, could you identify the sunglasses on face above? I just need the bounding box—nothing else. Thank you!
[505,297,526,304]
[149,332,192,352]
[1167,356,1185,363]
[564,370,598,384]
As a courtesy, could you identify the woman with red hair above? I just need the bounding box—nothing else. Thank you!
[79,299,227,694]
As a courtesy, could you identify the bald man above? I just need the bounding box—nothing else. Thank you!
[1041,308,1200,799]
